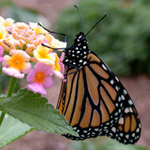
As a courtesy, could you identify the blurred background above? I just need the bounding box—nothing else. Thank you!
[0,0,150,149]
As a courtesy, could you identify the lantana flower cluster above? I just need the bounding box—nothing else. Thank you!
[0,16,66,95]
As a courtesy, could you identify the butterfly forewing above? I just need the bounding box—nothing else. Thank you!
[57,32,141,144]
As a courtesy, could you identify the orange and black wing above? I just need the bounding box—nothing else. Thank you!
[57,51,141,144]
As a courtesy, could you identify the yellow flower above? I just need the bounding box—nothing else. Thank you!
[53,53,60,72]
[0,25,7,41]
[53,52,65,79]
[0,16,14,27]
[34,45,55,66]
[51,38,67,51]
[29,22,47,35]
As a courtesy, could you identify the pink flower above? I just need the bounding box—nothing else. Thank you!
[0,46,4,62]
[2,50,31,79]
[59,52,65,74]
[26,63,54,95]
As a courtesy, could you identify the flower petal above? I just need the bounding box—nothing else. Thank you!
[2,67,24,79]
[28,82,46,95]
[55,71,64,80]
[2,55,11,67]
[0,46,4,62]
[26,69,37,82]
[34,63,54,75]
[10,50,30,61]
[43,76,53,89]
[21,62,31,74]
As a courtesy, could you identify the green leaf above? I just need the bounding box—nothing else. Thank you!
[0,89,78,136]
[0,112,33,148]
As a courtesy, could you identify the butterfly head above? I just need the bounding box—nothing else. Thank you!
[74,32,87,44]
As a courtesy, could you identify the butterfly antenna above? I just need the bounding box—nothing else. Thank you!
[74,5,85,32]
[85,14,107,36]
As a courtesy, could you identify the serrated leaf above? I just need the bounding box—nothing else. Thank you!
[0,89,78,136]
[0,112,33,148]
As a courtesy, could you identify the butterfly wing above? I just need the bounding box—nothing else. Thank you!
[57,51,141,144]
[107,93,141,144]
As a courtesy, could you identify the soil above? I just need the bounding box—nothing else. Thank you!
[1,0,150,149]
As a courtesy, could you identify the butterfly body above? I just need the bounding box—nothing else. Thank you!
[64,32,89,68]
[57,32,141,144]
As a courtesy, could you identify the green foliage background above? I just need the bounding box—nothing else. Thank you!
[55,0,150,76]
[70,138,149,150]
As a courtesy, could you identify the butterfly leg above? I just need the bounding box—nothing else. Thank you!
[38,23,68,42]
[64,63,81,78]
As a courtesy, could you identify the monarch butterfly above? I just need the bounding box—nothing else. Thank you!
[40,9,141,144]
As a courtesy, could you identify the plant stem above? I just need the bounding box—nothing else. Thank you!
[0,77,17,126]
[7,77,17,97]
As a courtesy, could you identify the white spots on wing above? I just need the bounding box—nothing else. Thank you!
[123,89,127,95]
[118,137,121,141]
[128,99,133,105]
[125,108,130,113]
[102,64,107,70]
[81,134,85,137]
[121,95,125,100]
[124,139,127,143]
[115,76,119,82]
[119,117,124,124]
[120,133,123,137]
[132,133,135,137]
[73,127,77,130]
[118,97,121,102]
[115,112,118,116]
[120,103,123,107]
[91,132,96,135]
[83,55,87,59]
[83,130,87,133]
[136,128,140,133]
[115,117,118,120]
[111,127,116,133]
[125,134,129,139]
[115,86,120,91]
[83,61,87,65]
[118,109,121,113]
[94,128,99,131]
[129,107,133,113]
[110,80,114,85]
[109,133,113,137]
